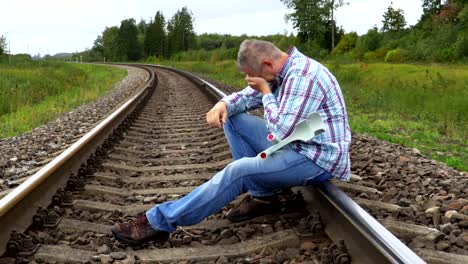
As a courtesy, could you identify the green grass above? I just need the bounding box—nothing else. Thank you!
[0,62,127,138]
[157,59,468,171]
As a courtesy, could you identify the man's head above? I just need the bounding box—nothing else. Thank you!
[237,39,286,82]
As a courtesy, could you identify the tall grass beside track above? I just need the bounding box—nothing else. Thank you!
[0,62,127,138]
[158,60,468,171]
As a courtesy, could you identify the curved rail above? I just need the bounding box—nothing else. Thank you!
[0,65,156,256]
[155,65,426,264]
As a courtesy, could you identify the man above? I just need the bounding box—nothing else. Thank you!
[111,39,351,245]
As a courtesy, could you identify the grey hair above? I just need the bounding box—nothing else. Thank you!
[237,39,282,73]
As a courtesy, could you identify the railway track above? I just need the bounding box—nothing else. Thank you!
[0,64,465,263]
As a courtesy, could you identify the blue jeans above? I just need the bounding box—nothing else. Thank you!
[146,113,332,232]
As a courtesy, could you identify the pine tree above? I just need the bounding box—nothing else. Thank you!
[382,3,407,32]
[145,11,167,58]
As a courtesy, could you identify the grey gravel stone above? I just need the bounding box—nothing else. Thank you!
[110,251,127,260]
[275,250,289,263]
[215,256,229,264]
[436,241,450,251]
[100,254,113,264]
[97,244,111,254]
[262,225,274,235]
[398,198,412,207]
[219,229,233,239]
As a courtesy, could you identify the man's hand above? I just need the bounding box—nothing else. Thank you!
[206,101,228,128]
[245,76,271,95]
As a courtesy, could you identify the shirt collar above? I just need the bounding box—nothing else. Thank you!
[275,46,296,85]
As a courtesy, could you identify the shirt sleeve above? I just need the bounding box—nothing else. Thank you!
[262,74,324,140]
[220,86,263,116]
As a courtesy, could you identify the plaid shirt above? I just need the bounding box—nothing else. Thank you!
[221,47,351,181]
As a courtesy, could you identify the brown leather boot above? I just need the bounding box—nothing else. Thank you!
[226,195,280,223]
[111,214,169,245]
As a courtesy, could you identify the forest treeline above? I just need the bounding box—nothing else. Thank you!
[8,0,465,64]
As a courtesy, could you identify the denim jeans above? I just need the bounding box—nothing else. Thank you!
[146,113,332,232]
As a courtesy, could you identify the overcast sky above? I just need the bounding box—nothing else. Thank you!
[1,0,423,55]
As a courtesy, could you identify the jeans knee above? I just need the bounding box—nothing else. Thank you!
[216,159,249,183]
[223,113,243,135]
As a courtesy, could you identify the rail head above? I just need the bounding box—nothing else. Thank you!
[157,65,426,264]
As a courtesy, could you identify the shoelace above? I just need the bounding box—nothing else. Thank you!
[130,215,148,226]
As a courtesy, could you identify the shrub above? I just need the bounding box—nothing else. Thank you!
[374,48,390,60]
[437,47,456,62]
[384,49,409,63]
[363,51,378,61]
[355,27,381,53]
[454,33,468,58]
[331,32,358,55]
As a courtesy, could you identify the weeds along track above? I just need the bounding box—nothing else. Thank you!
[0,65,463,263]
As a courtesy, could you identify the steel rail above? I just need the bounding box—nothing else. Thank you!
[155,65,426,264]
[0,65,156,256]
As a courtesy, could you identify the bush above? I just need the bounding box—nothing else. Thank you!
[331,32,358,55]
[363,51,378,61]
[454,33,468,58]
[12,54,33,63]
[374,48,390,60]
[384,49,408,63]
[319,49,330,59]
[437,47,456,62]
[355,27,381,53]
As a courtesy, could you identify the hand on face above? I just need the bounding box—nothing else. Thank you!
[245,75,271,95]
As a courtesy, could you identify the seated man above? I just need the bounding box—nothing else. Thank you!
[111,39,352,245]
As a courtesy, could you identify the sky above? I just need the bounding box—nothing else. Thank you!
[0,0,423,55]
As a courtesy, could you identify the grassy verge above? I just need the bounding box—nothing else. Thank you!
[157,60,467,171]
[0,62,127,138]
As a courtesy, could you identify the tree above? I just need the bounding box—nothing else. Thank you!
[137,18,148,57]
[281,0,345,51]
[118,18,142,61]
[145,11,167,57]
[356,26,381,53]
[282,0,331,44]
[102,26,120,61]
[329,1,348,50]
[423,0,444,15]
[92,35,104,54]
[167,7,196,56]
[382,3,407,32]
[0,35,6,56]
